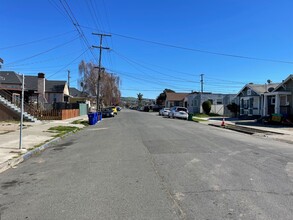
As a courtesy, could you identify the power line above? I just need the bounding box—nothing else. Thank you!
[5,36,80,66]
[47,48,89,78]
[47,0,70,20]
[0,30,76,50]
[59,0,98,61]
[110,32,293,65]
[79,25,293,65]
[112,50,198,83]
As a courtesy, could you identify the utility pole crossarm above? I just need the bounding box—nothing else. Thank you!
[92,33,112,37]
[92,46,110,50]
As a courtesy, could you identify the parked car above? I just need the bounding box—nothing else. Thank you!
[143,106,150,112]
[168,107,188,120]
[101,108,115,117]
[110,106,118,115]
[152,105,162,112]
[159,108,170,116]
[116,106,122,111]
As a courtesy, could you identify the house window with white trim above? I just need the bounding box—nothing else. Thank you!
[247,89,252,95]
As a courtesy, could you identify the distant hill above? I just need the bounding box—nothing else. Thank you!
[120,97,155,105]
[121,97,137,102]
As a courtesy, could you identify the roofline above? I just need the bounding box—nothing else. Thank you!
[273,74,293,92]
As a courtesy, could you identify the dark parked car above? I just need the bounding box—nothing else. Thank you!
[101,108,115,118]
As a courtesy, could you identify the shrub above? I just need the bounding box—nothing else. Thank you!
[202,100,211,114]
[227,103,239,113]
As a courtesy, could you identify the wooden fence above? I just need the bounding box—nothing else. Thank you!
[36,109,80,120]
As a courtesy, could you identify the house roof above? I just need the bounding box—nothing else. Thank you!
[46,80,67,93]
[0,71,67,93]
[0,71,22,84]
[273,74,293,92]
[237,83,280,96]
[69,87,88,97]
[166,92,189,101]
[24,76,38,90]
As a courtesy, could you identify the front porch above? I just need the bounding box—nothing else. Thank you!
[263,91,291,116]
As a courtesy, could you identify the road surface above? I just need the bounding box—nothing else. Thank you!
[1,110,293,219]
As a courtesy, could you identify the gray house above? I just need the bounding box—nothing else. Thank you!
[266,74,293,116]
[236,83,279,118]
[185,92,236,116]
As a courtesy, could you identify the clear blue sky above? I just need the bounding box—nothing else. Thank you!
[1,0,293,99]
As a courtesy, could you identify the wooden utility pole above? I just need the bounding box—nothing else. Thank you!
[67,70,70,88]
[92,33,111,111]
[200,74,204,93]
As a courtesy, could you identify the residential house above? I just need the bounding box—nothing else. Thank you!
[0,71,23,105]
[0,71,69,105]
[186,92,236,115]
[265,74,293,117]
[0,71,70,120]
[165,92,189,108]
[236,82,280,118]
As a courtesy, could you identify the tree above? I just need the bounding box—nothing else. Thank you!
[202,100,212,114]
[137,93,143,107]
[78,60,97,96]
[156,89,175,105]
[78,60,121,107]
[227,103,239,117]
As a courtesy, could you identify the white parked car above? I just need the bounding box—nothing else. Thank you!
[159,108,170,116]
[168,106,188,120]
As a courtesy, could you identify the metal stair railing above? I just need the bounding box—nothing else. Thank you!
[0,89,38,122]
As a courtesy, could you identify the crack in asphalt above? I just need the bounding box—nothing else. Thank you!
[176,188,293,197]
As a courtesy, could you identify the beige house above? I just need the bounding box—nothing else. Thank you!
[165,92,189,108]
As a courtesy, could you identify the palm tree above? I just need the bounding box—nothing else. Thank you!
[137,93,143,107]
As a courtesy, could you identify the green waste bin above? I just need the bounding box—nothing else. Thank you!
[188,113,193,121]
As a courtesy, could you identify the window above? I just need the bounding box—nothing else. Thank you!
[247,89,252,95]
[280,95,288,106]
[216,99,223,104]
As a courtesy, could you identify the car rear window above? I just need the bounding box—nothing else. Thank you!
[177,108,187,112]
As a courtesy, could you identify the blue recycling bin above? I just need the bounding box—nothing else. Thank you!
[88,113,95,125]
[99,112,102,121]
[94,112,98,124]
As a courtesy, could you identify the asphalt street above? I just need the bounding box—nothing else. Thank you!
[1,110,293,220]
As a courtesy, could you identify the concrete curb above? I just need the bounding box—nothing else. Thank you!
[0,136,61,174]
[0,127,83,174]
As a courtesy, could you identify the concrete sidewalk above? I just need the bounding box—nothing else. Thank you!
[197,116,293,144]
[0,115,88,173]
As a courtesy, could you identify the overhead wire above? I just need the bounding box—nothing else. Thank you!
[4,35,80,66]
[47,48,90,78]
[111,51,200,88]
[110,32,293,65]
[47,0,71,21]
[0,30,76,51]
[112,50,199,83]
[59,0,98,61]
